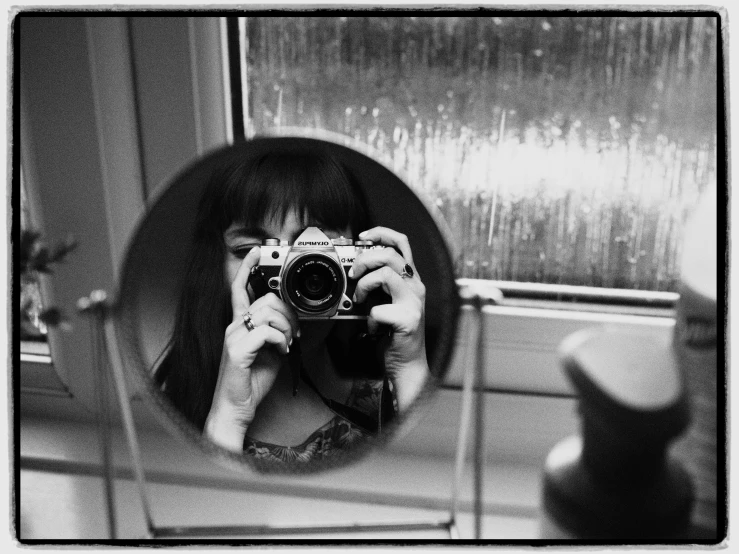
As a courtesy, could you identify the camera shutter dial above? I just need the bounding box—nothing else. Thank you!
[331,237,354,246]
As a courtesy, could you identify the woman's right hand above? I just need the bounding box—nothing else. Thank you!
[204,247,299,452]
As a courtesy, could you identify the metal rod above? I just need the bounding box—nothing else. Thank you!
[450,304,479,522]
[101,303,157,535]
[456,282,502,540]
[473,301,486,539]
[448,520,461,540]
[151,519,454,538]
[92,311,117,539]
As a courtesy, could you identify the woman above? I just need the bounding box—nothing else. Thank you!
[157,149,428,462]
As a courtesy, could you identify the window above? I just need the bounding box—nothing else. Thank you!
[231,16,717,296]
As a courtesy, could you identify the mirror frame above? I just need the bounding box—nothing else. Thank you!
[112,128,460,474]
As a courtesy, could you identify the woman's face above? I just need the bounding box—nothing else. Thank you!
[223,209,352,344]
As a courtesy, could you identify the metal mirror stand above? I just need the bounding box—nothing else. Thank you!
[78,282,500,540]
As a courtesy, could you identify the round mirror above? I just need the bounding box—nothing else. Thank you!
[113,129,459,473]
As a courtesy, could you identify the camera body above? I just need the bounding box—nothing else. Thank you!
[250,227,390,319]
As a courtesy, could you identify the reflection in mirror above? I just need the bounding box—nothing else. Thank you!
[115,135,459,473]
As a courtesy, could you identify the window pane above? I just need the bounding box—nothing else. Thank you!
[240,16,717,292]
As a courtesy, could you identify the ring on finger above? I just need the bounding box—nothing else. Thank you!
[399,263,415,279]
[242,311,256,332]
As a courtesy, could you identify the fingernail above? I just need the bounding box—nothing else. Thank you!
[286,345,290,354]
[297,328,302,338]
[348,267,355,279]
[359,231,368,238]
[352,293,358,303]
[289,337,293,347]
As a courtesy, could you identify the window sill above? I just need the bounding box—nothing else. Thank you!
[445,295,675,395]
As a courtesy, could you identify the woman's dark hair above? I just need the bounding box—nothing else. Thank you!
[157,150,371,430]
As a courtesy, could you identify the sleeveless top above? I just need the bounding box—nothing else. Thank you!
[243,378,396,463]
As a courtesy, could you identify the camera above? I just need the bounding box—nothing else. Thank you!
[249,227,391,319]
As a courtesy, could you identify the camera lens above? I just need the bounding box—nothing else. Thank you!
[284,254,344,313]
[303,272,328,297]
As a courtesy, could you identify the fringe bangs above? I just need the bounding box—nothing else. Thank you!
[222,152,368,237]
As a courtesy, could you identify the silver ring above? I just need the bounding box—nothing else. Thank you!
[400,263,414,279]
[242,311,256,332]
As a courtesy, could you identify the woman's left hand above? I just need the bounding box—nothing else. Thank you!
[350,226,429,412]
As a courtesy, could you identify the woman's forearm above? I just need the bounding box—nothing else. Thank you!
[389,358,430,413]
[203,405,249,453]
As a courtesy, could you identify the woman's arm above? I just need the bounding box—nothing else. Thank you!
[386,358,430,414]
[350,227,430,414]
[204,247,297,452]
[204,405,252,452]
